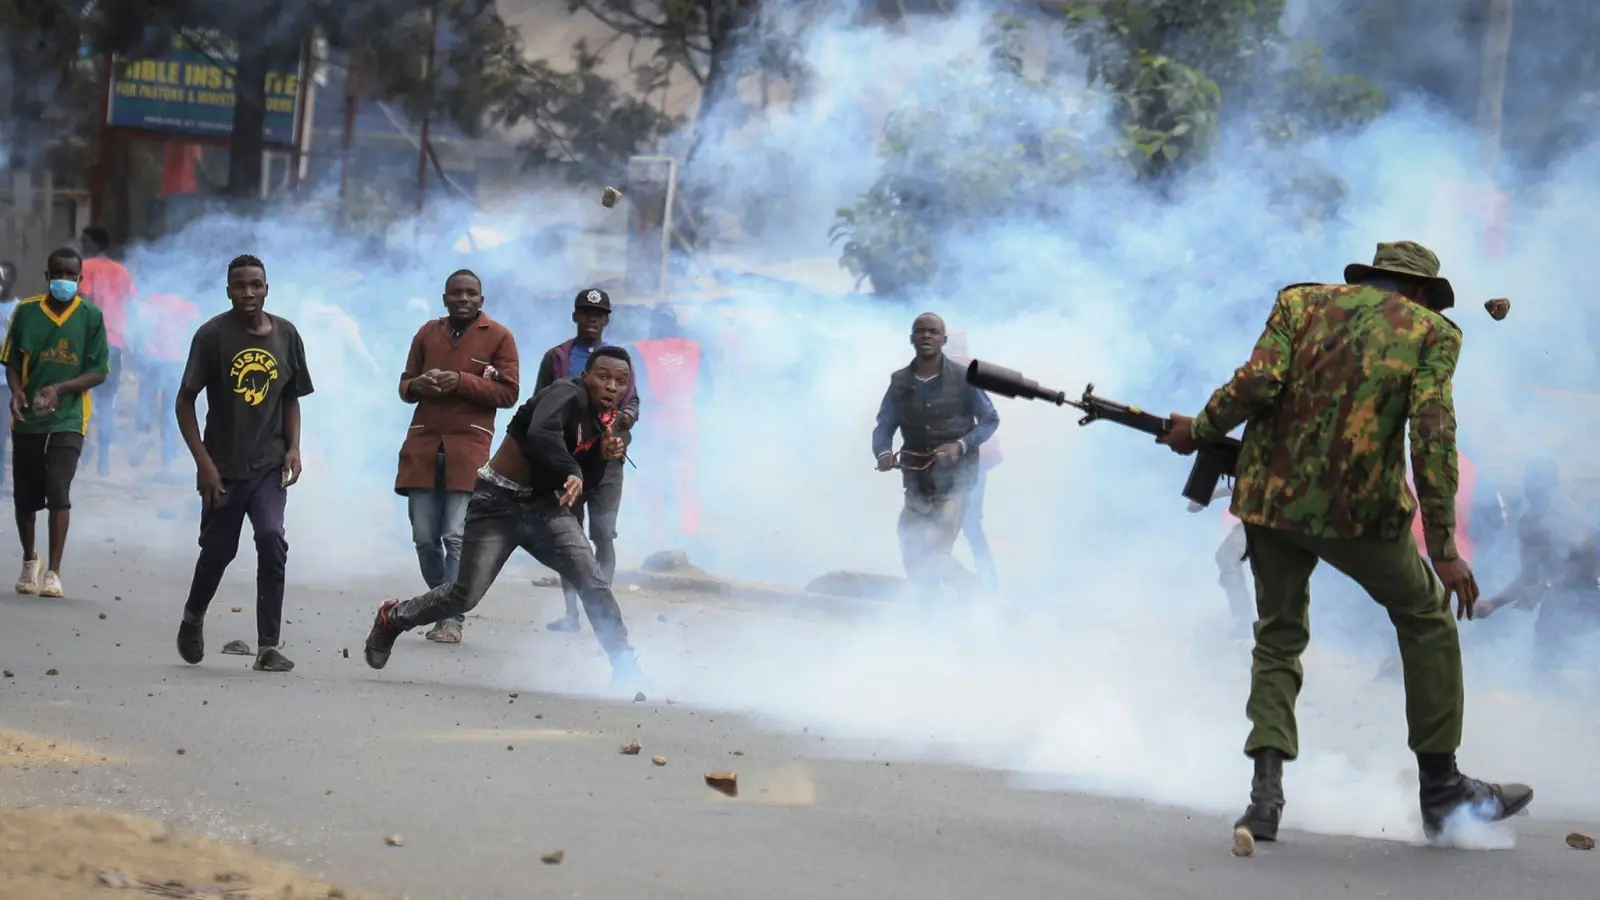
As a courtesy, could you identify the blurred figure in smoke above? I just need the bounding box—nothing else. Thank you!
[363,347,648,690]
[75,226,137,478]
[872,313,998,601]
[394,270,520,645]
[532,288,638,634]
[2,247,109,599]
[175,255,314,674]
[942,328,1000,597]
[630,303,702,546]
[131,290,201,472]
[0,259,18,494]
[1473,460,1600,677]
[1159,241,1532,850]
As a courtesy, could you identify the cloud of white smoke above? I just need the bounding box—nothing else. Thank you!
[7,0,1594,847]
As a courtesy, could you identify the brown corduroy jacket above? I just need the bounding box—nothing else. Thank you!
[394,314,520,494]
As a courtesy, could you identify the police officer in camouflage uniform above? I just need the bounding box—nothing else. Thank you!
[1158,242,1533,847]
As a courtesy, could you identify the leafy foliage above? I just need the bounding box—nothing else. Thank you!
[4,0,673,197]
[832,1,1388,297]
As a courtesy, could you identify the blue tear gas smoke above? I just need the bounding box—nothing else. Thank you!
[29,0,1599,843]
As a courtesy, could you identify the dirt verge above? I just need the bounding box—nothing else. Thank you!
[0,806,388,900]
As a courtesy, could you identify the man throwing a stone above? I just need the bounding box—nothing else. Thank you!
[364,346,646,688]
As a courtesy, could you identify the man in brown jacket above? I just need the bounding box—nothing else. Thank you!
[395,269,519,644]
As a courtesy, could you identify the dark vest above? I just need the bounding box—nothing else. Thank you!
[888,355,977,494]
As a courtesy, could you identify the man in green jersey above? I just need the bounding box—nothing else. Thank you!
[0,247,110,598]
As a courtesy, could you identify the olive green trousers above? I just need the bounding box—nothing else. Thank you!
[1241,524,1465,759]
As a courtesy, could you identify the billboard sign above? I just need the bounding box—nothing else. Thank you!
[107,31,302,145]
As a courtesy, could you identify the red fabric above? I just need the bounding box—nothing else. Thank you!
[1410,454,1477,564]
[634,337,702,416]
[79,257,137,350]
[632,337,703,536]
[142,293,200,360]
[161,142,202,196]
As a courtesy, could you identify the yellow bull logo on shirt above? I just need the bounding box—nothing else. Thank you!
[229,348,279,407]
[39,338,80,367]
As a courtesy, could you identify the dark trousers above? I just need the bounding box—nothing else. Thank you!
[898,487,978,599]
[1242,523,1463,759]
[393,480,634,660]
[559,471,623,617]
[182,468,289,648]
[1533,589,1600,673]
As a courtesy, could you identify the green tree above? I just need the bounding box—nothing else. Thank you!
[832,3,1386,297]
[3,0,673,203]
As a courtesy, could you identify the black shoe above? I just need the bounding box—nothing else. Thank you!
[364,600,404,669]
[1234,749,1286,844]
[1420,761,1534,842]
[177,620,204,665]
[253,647,295,672]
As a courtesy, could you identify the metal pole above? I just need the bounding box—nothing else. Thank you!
[89,51,115,226]
[416,2,438,216]
[338,54,358,224]
[289,31,313,195]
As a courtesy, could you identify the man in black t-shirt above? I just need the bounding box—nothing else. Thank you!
[173,255,315,673]
[361,346,646,689]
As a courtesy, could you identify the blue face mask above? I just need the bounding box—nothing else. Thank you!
[48,279,77,302]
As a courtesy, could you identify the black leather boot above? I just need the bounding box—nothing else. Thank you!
[1234,749,1286,843]
[1418,753,1534,843]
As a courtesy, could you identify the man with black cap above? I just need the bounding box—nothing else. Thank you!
[1156,241,1533,853]
[531,288,639,632]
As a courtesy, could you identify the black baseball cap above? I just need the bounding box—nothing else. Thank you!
[574,288,611,312]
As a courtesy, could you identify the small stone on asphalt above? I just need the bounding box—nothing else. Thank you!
[620,738,642,755]
[1567,832,1596,851]
[541,850,564,865]
[45,668,58,676]
[652,755,667,766]
[705,772,738,797]
[384,834,404,847]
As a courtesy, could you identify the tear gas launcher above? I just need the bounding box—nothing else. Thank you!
[965,359,1241,508]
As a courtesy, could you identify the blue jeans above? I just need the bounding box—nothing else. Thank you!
[408,487,469,624]
[137,359,184,467]
[963,469,998,594]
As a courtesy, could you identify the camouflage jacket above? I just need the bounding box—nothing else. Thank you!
[1190,283,1463,560]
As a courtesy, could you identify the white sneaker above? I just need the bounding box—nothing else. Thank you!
[38,570,64,599]
[14,558,41,594]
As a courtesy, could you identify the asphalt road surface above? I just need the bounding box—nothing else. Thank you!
[1,495,1597,900]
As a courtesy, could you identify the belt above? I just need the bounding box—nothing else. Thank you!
[477,464,538,500]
